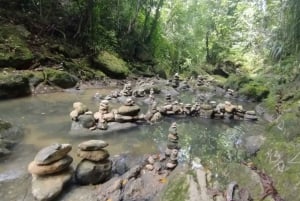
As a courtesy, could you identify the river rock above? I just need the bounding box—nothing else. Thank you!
[117,105,140,116]
[28,155,73,176]
[34,144,72,165]
[31,167,73,201]
[77,149,109,162]
[75,159,112,185]
[78,140,108,151]
[77,114,95,129]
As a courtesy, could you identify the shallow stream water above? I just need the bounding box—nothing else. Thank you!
[0,88,267,200]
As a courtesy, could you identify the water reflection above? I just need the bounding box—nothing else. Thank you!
[0,89,266,188]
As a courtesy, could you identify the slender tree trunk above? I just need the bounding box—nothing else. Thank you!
[145,0,164,43]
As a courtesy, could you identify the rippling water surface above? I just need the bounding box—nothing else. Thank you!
[0,88,267,200]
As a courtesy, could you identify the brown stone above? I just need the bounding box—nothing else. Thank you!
[77,149,109,162]
[28,155,73,176]
[78,140,108,151]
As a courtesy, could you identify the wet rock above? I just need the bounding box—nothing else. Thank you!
[78,140,109,151]
[31,167,73,201]
[44,68,78,89]
[77,149,109,162]
[28,155,73,176]
[75,159,112,185]
[34,144,72,165]
[117,105,141,116]
[92,51,129,79]
[0,74,31,99]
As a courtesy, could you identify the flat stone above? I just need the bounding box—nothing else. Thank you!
[117,105,140,116]
[77,149,109,161]
[31,167,73,201]
[166,162,177,169]
[34,144,72,165]
[28,155,73,176]
[75,159,112,185]
[78,140,108,151]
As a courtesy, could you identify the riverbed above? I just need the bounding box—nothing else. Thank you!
[0,87,267,200]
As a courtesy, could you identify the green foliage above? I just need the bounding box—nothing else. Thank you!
[224,74,252,90]
[239,81,270,101]
[160,175,189,201]
[0,24,33,68]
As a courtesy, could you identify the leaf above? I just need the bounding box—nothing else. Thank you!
[159,177,168,184]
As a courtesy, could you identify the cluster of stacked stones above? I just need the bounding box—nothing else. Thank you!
[75,140,112,185]
[115,97,143,122]
[144,122,180,173]
[70,97,144,131]
[120,82,133,97]
[165,122,180,169]
[27,144,73,201]
[153,93,258,121]
[171,73,180,88]
[70,102,95,129]
[94,100,114,130]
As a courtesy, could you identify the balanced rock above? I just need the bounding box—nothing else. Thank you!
[34,144,72,165]
[28,155,73,176]
[31,167,73,201]
[78,140,108,151]
[75,159,112,185]
[77,149,109,162]
[117,105,140,116]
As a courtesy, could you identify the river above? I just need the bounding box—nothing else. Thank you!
[0,88,267,200]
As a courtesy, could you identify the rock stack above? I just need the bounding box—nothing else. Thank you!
[94,100,114,130]
[196,75,205,86]
[165,122,180,156]
[166,149,178,169]
[70,102,95,130]
[224,101,237,119]
[172,73,180,88]
[199,103,214,118]
[120,82,133,96]
[115,98,142,122]
[28,144,73,201]
[75,140,112,185]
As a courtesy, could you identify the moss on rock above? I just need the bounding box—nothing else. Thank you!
[44,68,78,89]
[0,24,34,68]
[239,81,269,101]
[92,51,129,79]
[0,73,31,99]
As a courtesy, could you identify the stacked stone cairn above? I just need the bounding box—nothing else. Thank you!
[171,73,180,88]
[70,102,95,129]
[165,122,180,169]
[120,82,133,97]
[75,140,112,185]
[115,97,142,122]
[94,100,115,130]
[199,103,214,118]
[28,144,73,201]
[196,75,206,86]
[145,103,162,123]
[224,101,237,119]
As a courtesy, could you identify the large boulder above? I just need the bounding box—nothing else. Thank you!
[75,159,112,185]
[0,24,34,68]
[0,74,31,99]
[31,168,73,201]
[44,68,78,89]
[92,51,129,79]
